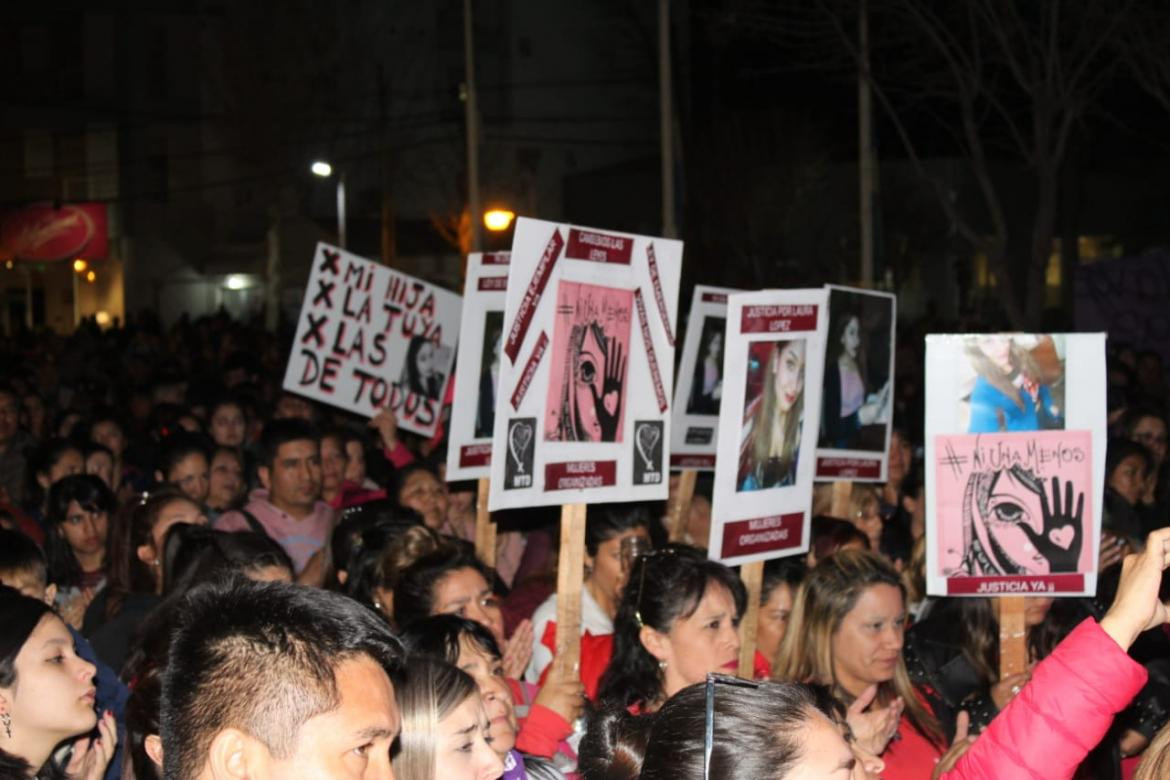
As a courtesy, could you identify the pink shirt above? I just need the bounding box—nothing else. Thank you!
[214,489,334,574]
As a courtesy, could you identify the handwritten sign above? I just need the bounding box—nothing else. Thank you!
[283,243,462,438]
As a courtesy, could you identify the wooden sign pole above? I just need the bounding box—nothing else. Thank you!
[737,559,764,678]
[553,503,588,675]
[997,597,1027,679]
[667,469,698,543]
[474,476,496,568]
[829,480,853,519]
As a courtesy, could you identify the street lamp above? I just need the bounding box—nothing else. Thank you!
[483,209,515,232]
[311,160,346,249]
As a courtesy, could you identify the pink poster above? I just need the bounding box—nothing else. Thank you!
[543,280,633,443]
[934,429,1093,595]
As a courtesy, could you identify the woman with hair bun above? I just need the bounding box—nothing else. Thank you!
[596,544,745,713]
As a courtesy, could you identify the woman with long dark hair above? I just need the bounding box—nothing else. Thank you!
[403,336,445,400]
[43,475,115,630]
[597,544,745,713]
[822,312,889,450]
[0,587,117,780]
[82,488,206,670]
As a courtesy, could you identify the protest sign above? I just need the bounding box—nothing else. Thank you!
[446,251,511,480]
[670,285,740,470]
[814,286,895,481]
[282,243,462,438]
[708,289,829,566]
[487,218,682,511]
[924,333,1106,597]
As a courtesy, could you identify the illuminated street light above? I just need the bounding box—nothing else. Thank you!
[483,209,515,232]
[309,161,346,248]
[73,258,88,273]
[85,270,96,283]
[225,274,249,290]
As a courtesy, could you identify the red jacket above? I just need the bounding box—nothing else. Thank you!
[941,618,1147,780]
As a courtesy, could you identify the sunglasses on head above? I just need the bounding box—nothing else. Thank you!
[704,673,760,780]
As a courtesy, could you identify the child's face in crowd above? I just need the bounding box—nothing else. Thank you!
[0,566,55,604]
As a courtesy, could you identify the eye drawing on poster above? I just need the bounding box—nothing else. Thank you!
[400,335,446,401]
[962,334,1065,433]
[955,465,1085,576]
[544,281,633,443]
[476,311,504,438]
[686,316,725,415]
[737,338,806,492]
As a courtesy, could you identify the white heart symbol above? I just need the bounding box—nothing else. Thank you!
[1048,525,1074,550]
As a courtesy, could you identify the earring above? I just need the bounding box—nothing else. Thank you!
[658,660,667,671]
[2,711,11,739]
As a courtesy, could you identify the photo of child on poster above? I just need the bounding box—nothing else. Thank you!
[818,291,892,452]
[476,311,504,438]
[961,334,1065,433]
[737,338,806,491]
[544,280,633,444]
[686,316,725,415]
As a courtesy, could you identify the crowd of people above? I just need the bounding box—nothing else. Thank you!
[2,311,1170,779]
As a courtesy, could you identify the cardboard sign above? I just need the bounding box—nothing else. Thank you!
[488,218,682,510]
[708,289,829,565]
[814,286,896,481]
[446,252,511,480]
[924,333,1106,597]
[670,286,741,470]
[282,243,462,438]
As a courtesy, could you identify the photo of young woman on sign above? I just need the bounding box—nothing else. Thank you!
[819,299,892,452]
[737,338,806,491]
[686,316,725,415]
[962,334,1065,433]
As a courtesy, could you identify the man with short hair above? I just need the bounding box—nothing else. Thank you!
[215,418,334,585]
[161,578,403,780]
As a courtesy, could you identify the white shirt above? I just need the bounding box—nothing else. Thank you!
[524,585,613,683]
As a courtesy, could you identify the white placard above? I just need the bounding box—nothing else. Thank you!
[670,285,740,471]
[814,285,896,482]
[924,333,1106,598]
[282,243,462,438]
[709,289,829,565]
[488,217,682,511]
[446,251,511,481]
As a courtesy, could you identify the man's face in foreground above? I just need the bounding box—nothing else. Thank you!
[255,655,401,780]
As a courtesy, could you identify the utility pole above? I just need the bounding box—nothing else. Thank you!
[658,0,677,239]
[858,0,875,285]
[464,0,482,254]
